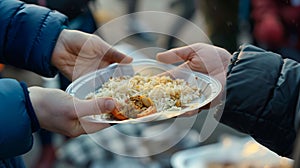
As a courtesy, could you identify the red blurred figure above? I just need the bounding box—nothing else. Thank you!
[251,0,300,50]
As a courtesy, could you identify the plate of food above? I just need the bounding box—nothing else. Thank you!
[171,136,293,168]
[66,59,222,123]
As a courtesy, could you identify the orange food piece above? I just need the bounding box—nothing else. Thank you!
[111,95,157,120]
[111,108,128,120]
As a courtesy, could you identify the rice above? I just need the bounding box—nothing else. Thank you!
[86,75,201,112]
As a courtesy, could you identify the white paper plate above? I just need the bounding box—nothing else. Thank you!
[171,136,293,168]
[66,59,222,124]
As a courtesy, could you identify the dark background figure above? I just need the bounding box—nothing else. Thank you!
[199,0,239,53]
[22,0,98,167]
[237,0,252,45]
[124,0,156,42]
[166,0,197,49]
[251,0,300,62]
[163,0,239,52]
[162,0,241,53]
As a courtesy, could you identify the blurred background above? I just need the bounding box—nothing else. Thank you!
[2,0,298,167]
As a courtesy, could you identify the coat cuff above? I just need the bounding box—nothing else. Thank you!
[20,82,40,132]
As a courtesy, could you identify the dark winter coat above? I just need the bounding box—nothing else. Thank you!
[222,44,300,157]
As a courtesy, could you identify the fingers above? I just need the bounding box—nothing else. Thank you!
[156,45,194,64]
[77,119,111,135]
[74,97,117,118]
[66,119,111,137]
[156,43,227,63]
[79,33,133,64]
[105,47,133,64]
[73,97,115,135]
[155,61,193,79]
[97,36,132,64]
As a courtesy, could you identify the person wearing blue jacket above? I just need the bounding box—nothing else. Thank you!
[0,0,132,167]
[157,43,300,159]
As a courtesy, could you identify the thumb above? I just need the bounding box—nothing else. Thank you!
[75,97,116,118]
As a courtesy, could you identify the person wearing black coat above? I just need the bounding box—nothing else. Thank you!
[157,43,300,158]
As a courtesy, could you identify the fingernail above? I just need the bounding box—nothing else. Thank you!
[105,100,115,112]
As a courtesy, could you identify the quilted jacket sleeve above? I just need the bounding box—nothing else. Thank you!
[0,79,37,159]
[0,0,67,77]
[0,0,67,159]
[220,44,300,157]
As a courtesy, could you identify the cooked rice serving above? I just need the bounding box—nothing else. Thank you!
[86,75,201,112]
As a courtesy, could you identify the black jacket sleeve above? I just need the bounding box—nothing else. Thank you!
[221,44,300,157]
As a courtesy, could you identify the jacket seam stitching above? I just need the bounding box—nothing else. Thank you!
[229,109,294,134]
[3,3,24,63]
[252,59,284,132]
[27,10,51,65]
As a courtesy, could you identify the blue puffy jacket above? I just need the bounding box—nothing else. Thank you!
[0,0,67,167]
[221,44,300,157]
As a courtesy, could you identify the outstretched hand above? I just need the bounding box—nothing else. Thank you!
[51,29,133,81]
[156,43,232,116]
[157,43,231,88]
